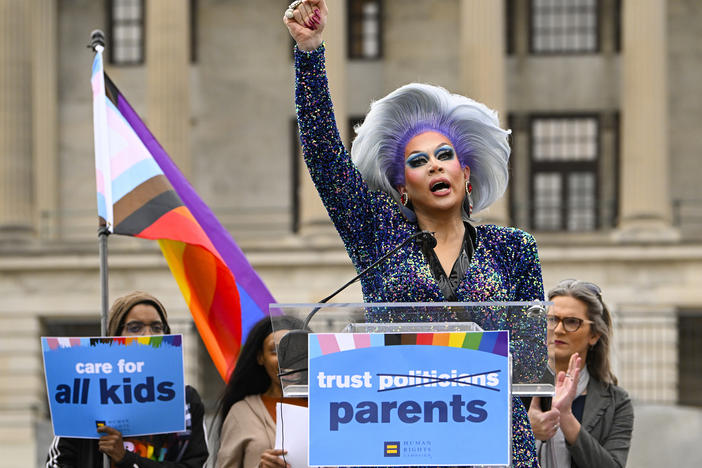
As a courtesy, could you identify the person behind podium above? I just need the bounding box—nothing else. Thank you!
[528,279,633,467]
[214,316,305,468]
[283,1,545,465]
[45,291,209,468]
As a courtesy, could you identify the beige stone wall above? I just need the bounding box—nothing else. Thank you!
[3,0,702,466]
[0,0,33,237]
[668,0,702,238]
[192,0,294,236]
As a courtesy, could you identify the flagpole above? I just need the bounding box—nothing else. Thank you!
[99,226,111,465]
[98,226,110,336]
[88,29,112,468]
[89,28,110,336]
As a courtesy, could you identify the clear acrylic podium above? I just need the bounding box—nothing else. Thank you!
[271,301,554,399]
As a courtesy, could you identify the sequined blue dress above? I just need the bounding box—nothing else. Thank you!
[294,44,545,467]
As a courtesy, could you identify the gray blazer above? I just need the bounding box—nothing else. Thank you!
[568,377,634,468]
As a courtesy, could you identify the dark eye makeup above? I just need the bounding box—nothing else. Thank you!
[406,144,455,168]
[435,145,455,160]
[406,153,429,168]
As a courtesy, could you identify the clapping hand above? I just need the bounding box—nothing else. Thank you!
[528,397,561,441]
[528,353,584,441]
[553,352,582,414]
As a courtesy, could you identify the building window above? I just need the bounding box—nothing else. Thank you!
[613,0,622,52]
[530,116,599,231]
[348,0,382,59]
[190,0,198,63]
[530,0,599,54]
[108,0,198,65]
[506,0,517,55]
[108,0,145,65]
[678,313,702,407]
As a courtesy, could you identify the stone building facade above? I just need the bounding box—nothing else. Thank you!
[1,0,701,466]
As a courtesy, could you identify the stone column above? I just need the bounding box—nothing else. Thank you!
[616,0,678,241]
[0,0,34,238]
[146,0,191,176]
[298,0,347,238]
[459,0,509,226]
[32,0,58,239]
[0,314,41,465]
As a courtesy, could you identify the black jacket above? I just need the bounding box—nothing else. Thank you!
[567,378,633,468]
[45,385,208,468]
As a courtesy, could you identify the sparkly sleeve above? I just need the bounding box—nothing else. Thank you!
[509,230,545,302]
[507,230,547,383]
[294,45,391,268]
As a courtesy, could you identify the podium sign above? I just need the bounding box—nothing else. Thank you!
[308,331,511,466]
[41,335,186,438]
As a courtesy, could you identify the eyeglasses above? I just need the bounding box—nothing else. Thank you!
[546,315,593,332]
[123,320,165,334]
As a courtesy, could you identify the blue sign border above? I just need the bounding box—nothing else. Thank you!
[308,331,511,466]
[41,335,186,438]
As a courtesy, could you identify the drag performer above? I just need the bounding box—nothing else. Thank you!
[284,1,546,465]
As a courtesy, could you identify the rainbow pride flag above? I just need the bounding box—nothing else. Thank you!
[91,46,275,380]
[308,331,508,359]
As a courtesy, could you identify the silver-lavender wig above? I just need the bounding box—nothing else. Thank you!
[350,83,511,222]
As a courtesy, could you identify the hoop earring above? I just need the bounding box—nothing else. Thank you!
[465,180,473,216]
[400,192,409,207]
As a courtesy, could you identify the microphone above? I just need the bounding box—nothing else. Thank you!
[277,230,436,377]
[304,230,436,328]
[418,230,437,249]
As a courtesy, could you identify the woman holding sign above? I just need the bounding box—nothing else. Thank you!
[46,291,209,468]
[283,1,545,466]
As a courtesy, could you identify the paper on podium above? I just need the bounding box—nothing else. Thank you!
[275,403,309,468]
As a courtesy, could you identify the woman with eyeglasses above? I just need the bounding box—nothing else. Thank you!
[46,291,209,468]
[528,280,634,468]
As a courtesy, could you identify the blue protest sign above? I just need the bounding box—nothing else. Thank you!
[308,331,511,466]
[41,335,185,438]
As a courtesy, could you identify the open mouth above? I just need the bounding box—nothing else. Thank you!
[430,181,450,192]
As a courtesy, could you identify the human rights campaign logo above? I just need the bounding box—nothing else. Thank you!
[384,441,400,457]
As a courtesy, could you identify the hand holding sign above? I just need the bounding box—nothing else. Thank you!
[97,426,126,462]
